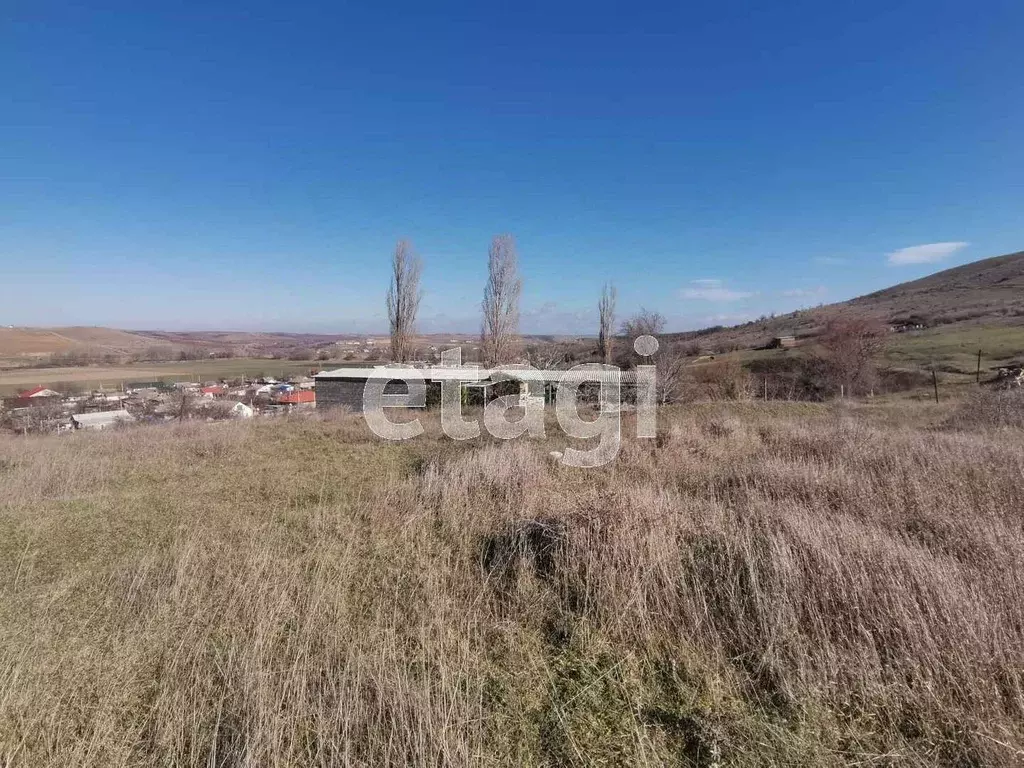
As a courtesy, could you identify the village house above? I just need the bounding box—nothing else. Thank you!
[3,386,66,417]
[85,391,127,406]
[275,390,315,408]
[19,386,62,399]
[71,410,135,431]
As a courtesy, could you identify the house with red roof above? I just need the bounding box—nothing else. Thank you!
[19,386,62,399]
[275,390,315,406]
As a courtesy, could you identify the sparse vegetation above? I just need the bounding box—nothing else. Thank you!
[619,308,667,367]
[945,386,1024,429]
[620,307,666,341]
[815,312,888,396]
[2,403,1023,766]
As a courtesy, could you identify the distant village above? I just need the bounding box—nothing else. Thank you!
[0,376,317,435]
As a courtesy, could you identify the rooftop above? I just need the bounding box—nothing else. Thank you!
[316,366,641,384]
[71,410,135,428]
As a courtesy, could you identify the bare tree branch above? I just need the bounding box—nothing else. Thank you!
[481,234,522,365]
[620,308,666,364]
[816,312,887,396]
[620,307,666,339]
[386,240,423,363]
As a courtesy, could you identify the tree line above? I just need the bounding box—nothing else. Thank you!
[385,234,654,368]
[385,236,889,401]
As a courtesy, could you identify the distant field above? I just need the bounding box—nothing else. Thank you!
[0,328,80,357]
[0,326,487,364]
[0,358,350,395]
[885,324,1024,374]
[0,326,160,358]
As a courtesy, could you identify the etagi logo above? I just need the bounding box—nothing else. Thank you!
[361,336,660,467]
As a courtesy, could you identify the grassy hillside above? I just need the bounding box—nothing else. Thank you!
[0,327,322,364]
[667,250,1024,353]
[0,326,179,358]
[849,250,1024,323]
[2,402,1023,766]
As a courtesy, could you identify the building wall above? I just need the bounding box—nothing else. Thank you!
[316,378,444,410]
[315,379,367,409]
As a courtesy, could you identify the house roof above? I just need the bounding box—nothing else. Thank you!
[277,390,315,404]
[20,386,60,398]
[315,366,642,385]
[71,410,135,428]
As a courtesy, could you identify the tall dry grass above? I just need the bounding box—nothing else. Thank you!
[1,403,1023,766]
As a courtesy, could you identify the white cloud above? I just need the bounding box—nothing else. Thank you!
[682,279,755,302]
[782,286,828,298]
[886,241,968,266]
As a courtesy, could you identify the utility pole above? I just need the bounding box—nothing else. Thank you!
[976,349,982,385]
[931,365,940,404]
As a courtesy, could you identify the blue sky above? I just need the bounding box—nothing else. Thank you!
[2,1,1022,334]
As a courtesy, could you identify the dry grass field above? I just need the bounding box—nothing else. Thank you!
[0,327,161,359]
[1,398,1023,766]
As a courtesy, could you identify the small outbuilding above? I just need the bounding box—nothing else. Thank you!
[276,390,315,406]
[767,335,797,349]
[71,409,135,431]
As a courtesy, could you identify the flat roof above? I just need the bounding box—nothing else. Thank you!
[316,366,488,381]
[71,409,135,426]
[316,366,639,384]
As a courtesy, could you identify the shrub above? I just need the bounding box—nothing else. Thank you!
[687,358,752,400]
[945,387,1024,429]
[815,312,887,396]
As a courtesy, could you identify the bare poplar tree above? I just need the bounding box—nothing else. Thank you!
[385,240,423,363]
[597,282,617,364]
[481,234,523,365]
